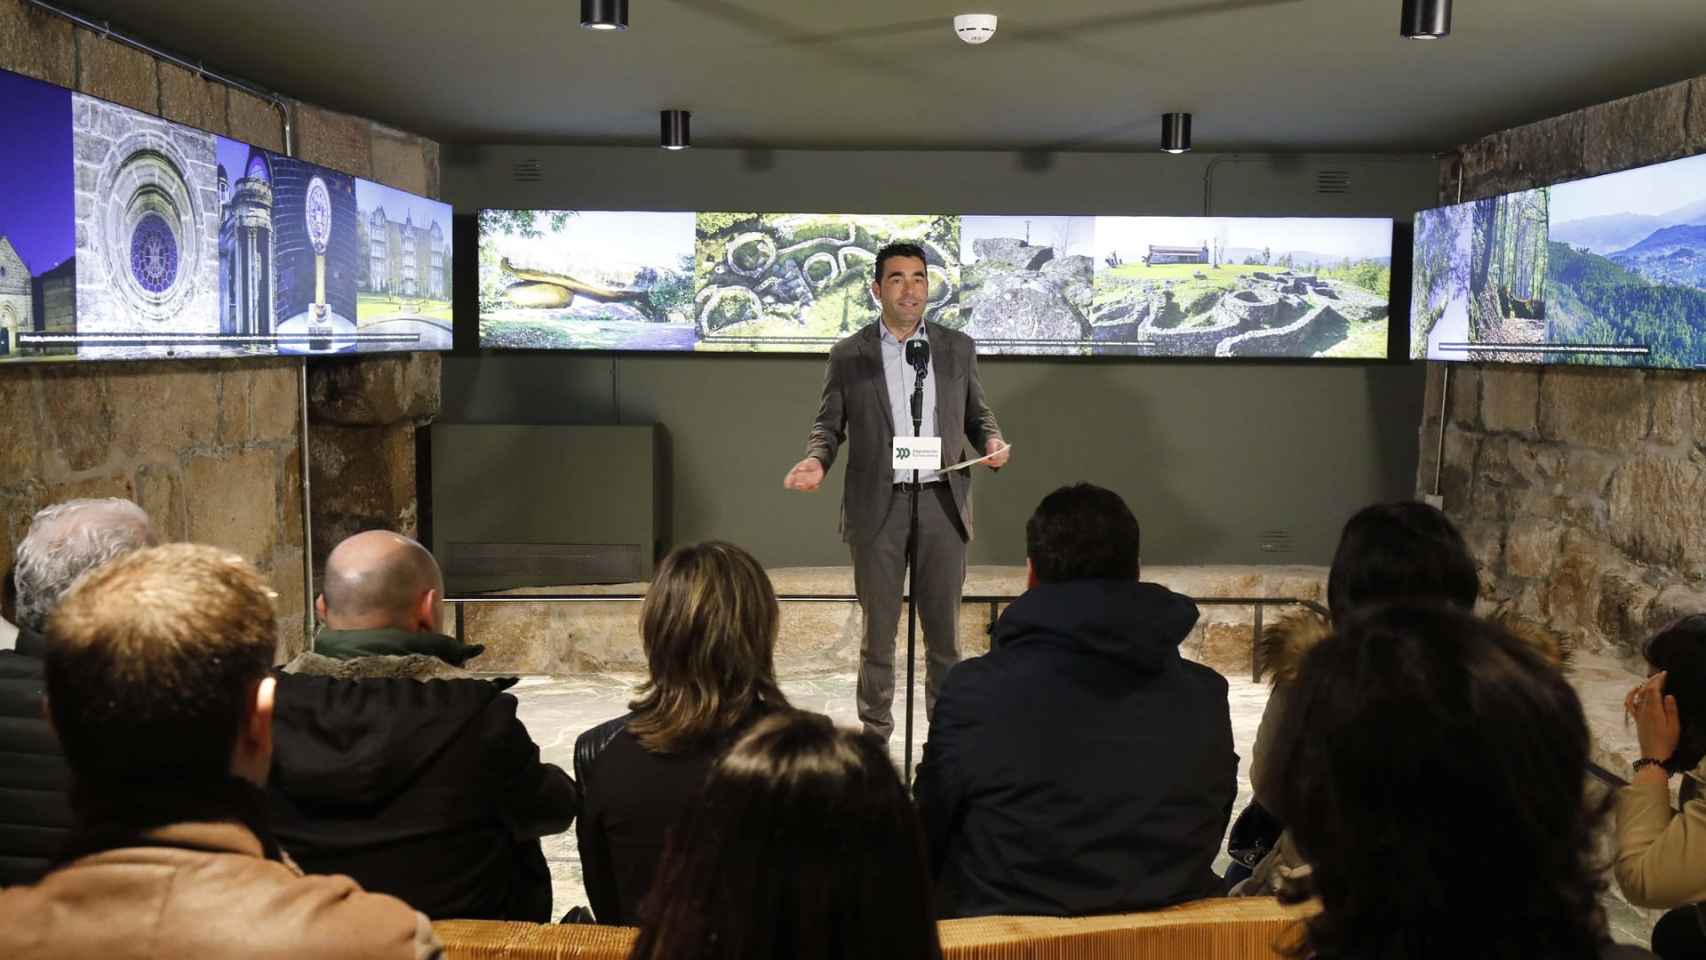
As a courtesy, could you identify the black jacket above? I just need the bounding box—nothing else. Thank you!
[573,710,769,925]
[268,662,578,921]
[913,579,1237,918]
[0,628,73,887]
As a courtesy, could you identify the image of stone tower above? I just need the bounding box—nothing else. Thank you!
[219,146,275,339]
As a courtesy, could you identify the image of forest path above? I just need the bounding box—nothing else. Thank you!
[1466,189,1549,360]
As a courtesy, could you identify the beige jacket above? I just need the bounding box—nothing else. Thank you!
[1615,757,1706,909]
[0,817,443,960]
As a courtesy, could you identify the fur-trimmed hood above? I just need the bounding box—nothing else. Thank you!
[1254,607,1570,686]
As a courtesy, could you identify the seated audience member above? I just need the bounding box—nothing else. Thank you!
[575,540,791,924]
[0,567,17,650]
[311,529,483,664]
[0,498,156,887]
[268,530,577,921]
[0,544,441,959]
[913,482,1236,918]
[1234,500,1482,895]
[1617,615,1706,959]
[631,711,941,960]
[1279,604,1651,960]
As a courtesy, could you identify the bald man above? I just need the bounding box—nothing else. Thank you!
[311,530,482,665]
[270,530,576,921]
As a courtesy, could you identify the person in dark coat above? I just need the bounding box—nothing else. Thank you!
[574,541,791,925]
[268,530,577,921]
[913,482,1236,918]
[0,498,156,887]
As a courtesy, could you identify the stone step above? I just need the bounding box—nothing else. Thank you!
[444,564,1329,678]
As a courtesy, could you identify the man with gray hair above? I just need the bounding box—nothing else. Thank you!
[0,498,157,885]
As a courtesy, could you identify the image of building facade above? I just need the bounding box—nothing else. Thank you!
[0,236,29,354]
[1147,244,1211,265]
[363,206,447,299]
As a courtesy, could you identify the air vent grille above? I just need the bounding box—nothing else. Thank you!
[512,158,543,183]
[1258,529,1294,554]
[1315,170,1351,195]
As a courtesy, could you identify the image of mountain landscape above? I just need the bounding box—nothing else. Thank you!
[1547,153,1706,368]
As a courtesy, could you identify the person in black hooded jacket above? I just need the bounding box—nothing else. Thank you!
[268,531,577,921]
[913,483,1236,919]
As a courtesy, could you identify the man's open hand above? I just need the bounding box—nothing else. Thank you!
[784,457,825,491]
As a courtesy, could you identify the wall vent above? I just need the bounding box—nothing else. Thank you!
[1258,529,1294,554]
[1315,169,1351,195]
[512,158,543,183]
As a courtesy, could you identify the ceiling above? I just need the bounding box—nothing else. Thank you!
[55,0,1706,153]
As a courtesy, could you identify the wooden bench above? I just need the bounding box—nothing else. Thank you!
[433,897,1316,959]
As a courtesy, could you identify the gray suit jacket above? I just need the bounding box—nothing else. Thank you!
[805,322,1003,545]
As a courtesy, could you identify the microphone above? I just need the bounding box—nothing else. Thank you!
[905,338,930,373]
[904,339,929,430]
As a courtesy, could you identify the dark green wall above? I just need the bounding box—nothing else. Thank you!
[440,146,1437,567]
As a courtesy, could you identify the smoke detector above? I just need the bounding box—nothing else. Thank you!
[954,13,997,44]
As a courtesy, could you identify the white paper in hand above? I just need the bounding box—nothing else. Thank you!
[942,442,1013,473]
[892,436,942,471]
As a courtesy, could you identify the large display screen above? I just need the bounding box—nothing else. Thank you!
[479,210,1395,358]
[0,67,451,363]
[1413,152,1706,368]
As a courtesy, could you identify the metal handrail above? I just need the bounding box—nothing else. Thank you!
[444,591,1330,682]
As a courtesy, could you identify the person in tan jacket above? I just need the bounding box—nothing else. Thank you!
[1617,615,1706,957]
[0,543,442,960]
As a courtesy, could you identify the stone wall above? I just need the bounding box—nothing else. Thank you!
[1419,77,1706,661]
[0,0,441,658]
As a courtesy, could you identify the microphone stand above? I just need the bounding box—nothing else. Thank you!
[904,362,926,788]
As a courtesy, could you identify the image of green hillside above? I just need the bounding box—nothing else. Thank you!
[1548,241,1706,368]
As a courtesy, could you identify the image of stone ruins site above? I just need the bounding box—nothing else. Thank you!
[962,234,1392,357]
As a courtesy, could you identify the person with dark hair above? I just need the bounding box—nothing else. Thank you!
[784,240,1008,741]
[0,498,156,887]
[913,482,1235,917]
[0,544,442,959]
[630,711,941,960]
[574,541,792,924]
[1278,604,1651,960]
[1616,615,1706,958]
[1232,500,1490,895]
[268,530,577,921]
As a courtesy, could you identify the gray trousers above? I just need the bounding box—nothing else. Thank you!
[850,483,968,740]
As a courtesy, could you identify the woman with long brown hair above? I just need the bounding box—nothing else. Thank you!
[572,540,790,925]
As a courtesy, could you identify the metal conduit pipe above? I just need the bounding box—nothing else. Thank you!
[24,0,293,154]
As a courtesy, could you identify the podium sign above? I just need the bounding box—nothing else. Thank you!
[892,436,942,471]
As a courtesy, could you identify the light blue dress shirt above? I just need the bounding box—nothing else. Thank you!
[880,320,940,485]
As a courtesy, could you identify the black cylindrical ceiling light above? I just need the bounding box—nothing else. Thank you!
[661,109,691,150]
[1161,112,1191,154]
[581,0,628,31]
[1400,0,1450,38]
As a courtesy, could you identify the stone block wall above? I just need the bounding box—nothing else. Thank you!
[0,0,441,658]
[1419,77,1706,661]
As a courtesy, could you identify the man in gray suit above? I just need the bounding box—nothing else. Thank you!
[785,242,1009,740]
